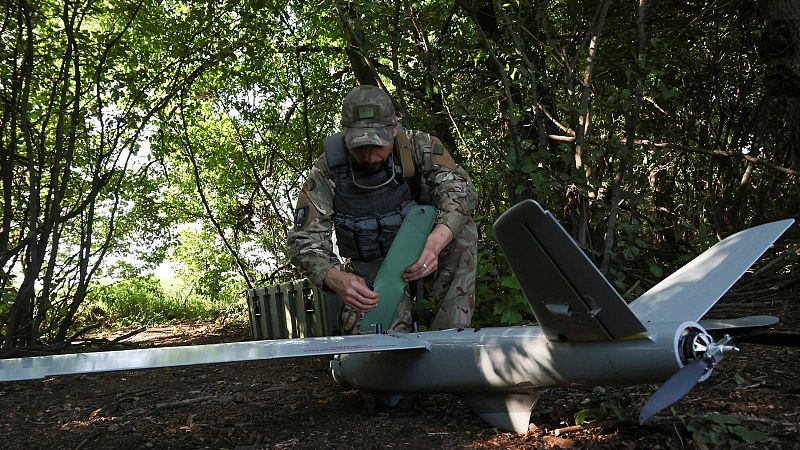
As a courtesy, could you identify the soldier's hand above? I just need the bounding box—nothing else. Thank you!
[404,247,438,281]
[324,268,379,311]
[404,224,453,282]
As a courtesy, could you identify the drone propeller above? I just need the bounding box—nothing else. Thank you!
[639,335,739,424]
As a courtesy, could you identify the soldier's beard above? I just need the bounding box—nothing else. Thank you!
[350,155,396,190]
[360,162,384,172]
[354,158,388,173]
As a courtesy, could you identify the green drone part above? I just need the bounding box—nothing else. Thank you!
[360,205,437,333]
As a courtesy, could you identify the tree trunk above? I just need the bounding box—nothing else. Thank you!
[600,0,648,275]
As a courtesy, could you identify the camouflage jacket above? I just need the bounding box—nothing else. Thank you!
[286,129,478,287]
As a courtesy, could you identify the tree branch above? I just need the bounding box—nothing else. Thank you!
[637,140,799,177]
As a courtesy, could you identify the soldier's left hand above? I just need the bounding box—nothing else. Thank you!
[403,224,453,282]
[404,247,438,281]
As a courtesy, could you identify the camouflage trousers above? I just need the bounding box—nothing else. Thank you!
[341,218,478,334]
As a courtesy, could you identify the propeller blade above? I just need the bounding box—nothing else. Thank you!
[639,359,709,424]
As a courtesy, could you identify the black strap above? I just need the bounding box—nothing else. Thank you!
[324,132,348,181]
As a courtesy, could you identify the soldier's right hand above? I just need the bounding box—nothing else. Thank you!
[324,268,379,311]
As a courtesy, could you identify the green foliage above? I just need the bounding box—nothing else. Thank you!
[87,275,232,327]
[0,286,15,319]
[4,0,798,337]
[473,239,534,327]
[675,412,771,447]
[172,228,242,304]
[493,275,528,325]
[574,387,639,425]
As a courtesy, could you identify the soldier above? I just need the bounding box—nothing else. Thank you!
[287,85,478,334]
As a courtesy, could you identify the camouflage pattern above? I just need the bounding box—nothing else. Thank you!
[339,259,379,335]
[340,85,396,149]
[427,218,478,329]
[390,219,478,331]
[335,224,478,334]
[287,168,338,289]
[340,304,364,335]
[287,125,478,333]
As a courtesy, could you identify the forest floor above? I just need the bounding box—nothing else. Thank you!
[1,295,799,450]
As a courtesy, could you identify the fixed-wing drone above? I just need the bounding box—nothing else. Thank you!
[0,200,793,433]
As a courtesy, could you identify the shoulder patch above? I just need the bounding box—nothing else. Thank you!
[293,190,322,229]
[429,137,456,169]
[303,170,334,216]
[293,206,309,230]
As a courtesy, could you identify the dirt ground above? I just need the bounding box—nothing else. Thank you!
[2,297,799,450]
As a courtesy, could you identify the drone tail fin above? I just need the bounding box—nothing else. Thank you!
[493,200,646,342]
[628,219,794,324]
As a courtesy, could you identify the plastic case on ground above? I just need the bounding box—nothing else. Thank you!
[246,279,341,339]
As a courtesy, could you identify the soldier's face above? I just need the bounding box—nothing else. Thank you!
[348,142,394,171]
[348,125,398,171]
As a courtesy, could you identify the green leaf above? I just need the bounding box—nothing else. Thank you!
[521,160,536,174]
[574,408,604,425]
[496,306,522,325]
[705,413,741,426]
[1,292,15,304]
[499,276,520,290]
[648,263,663,278]
[728,425,769,444]
[602,400,626,420]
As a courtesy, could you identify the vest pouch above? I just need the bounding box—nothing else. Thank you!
[378,211,403,255]
[334,215,359,258]
[354,217,382,261]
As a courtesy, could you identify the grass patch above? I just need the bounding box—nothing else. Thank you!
[84,274,244,327]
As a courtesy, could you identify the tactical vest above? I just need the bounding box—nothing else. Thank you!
[324,132,416,262]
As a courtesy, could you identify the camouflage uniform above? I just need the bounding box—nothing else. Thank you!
[287,86,478,333]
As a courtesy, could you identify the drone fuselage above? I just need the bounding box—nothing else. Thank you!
[329,321,709,431]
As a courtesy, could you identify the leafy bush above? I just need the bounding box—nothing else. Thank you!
[473,240,535,327]
[0,286,15,319]
[87,275,229,326]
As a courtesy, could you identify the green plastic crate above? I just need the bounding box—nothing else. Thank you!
[246,279,341,339]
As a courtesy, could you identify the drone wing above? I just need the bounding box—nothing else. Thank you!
[699,315,779,332]
[0,333,429,382]
[493,200,647,342]
[628,218,794,324]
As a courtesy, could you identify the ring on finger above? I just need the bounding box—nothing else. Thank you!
[422,262,427,270]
